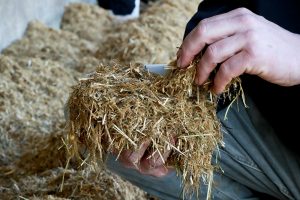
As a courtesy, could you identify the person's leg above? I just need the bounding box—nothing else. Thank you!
[106,94,300,199]
[217,95,300,199]
[106,155,257,200]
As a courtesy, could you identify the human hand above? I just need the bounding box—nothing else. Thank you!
[177,8,300,93]
[118,139,174,177]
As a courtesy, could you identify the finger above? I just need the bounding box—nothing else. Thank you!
[118,140,150,169]
[178,13,255,68]
[146,136,176,168]
[212,51,251,94]
[140,136,175,170]
[195,34,245,85]
[145,147,172,168]
[140,165,170,177]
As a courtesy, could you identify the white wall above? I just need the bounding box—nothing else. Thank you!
[0,0,97,51]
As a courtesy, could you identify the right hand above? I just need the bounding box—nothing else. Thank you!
[177,8,300,93]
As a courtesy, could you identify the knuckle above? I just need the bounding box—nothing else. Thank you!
[239,13,256,26]
[236,7,251,15]
[242,53,251,64]
[244,30,258,45]
[120,150,131,159]
[151,155,162,167]
[219,62,233,79]
[244,41,259,57]
[201,18,209,24]
[246,45,257,58]
[206,45,218,62]
[245,30,256,39]
[257,15,266,22]
[196,20,207,37]
[128,152,138,163]
[148,159,155,167]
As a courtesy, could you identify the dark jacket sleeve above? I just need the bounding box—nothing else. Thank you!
[98,0,135,15]
[97,0,110,9]
[184,0,252,38]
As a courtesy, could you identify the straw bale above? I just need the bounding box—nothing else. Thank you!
[61,3,113,43]
[2,21,97,68]
[95,0,200,65]
[0,167,146,200]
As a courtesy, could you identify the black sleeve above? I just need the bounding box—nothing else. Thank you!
[98,0,135,15]
[184,0,253,38]
[97,0,110,10]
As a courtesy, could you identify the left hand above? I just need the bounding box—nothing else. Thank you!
[177,8,300,93]
[118,139,174,177]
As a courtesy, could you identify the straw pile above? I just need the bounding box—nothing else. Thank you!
[0,167,146,200]
[0,55,75,168]
[95,0,198,65]
[61,3,113,43]
[2,21,97,69]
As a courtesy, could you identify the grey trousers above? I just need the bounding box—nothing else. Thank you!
[106,96,300,200]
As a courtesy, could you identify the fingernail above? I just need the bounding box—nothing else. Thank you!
[177,58,182,68]
[176,49,182,68]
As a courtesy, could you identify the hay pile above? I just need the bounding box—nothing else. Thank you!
[61,3,113,43]
[60,0,198,65]
[95,0,198,65]
[0,0,204,199]
[0,167,146,200]
[0,55,75,168]
[2,21,97,69]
